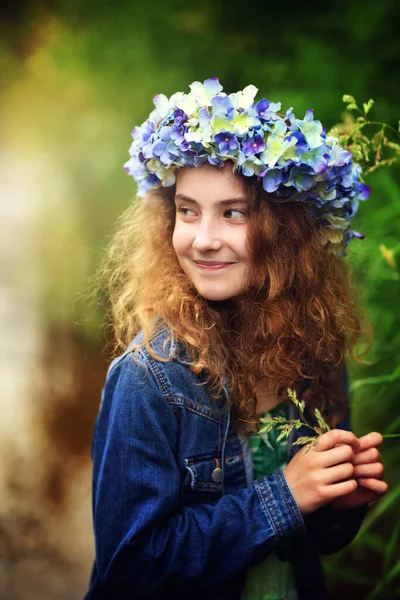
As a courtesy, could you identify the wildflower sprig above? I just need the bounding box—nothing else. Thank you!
[258,388,331,455]
[328,95,400,176]
[258,387,400,450]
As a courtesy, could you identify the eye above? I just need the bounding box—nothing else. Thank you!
[224,208,246,221]
[177,206,197,218]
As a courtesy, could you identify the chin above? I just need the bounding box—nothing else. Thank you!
[195,286,236,302]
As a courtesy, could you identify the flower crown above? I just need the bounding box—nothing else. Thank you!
[124,77,370,256]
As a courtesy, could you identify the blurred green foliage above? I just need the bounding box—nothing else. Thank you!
[1,0,399,596]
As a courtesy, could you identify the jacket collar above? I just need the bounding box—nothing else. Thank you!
[146,323,195,366]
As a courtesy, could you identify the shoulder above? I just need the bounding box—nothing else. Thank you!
[104,325,198,404]
[98,328,177,425]
[92,329,181,463]
[108,322,195,378]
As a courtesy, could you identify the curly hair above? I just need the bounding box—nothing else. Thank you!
[97,170,372,433]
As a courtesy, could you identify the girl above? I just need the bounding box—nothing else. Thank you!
[85,79,387,600]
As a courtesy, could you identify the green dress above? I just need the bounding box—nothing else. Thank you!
[242,402,298,600]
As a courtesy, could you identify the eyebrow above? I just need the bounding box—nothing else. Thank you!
[174,194,248,207]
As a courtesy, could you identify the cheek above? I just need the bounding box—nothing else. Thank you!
[236,230,251,260]
[172,225,189,258]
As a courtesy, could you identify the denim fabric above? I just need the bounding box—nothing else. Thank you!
[85,327,367,600]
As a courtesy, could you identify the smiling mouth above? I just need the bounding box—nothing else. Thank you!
[194,261,235,265]
[193,261,236,270]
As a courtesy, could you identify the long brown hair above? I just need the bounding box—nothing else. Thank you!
[97,171,372,432]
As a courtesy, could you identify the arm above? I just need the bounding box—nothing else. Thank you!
[302,502,367,555]
[91,352,305,597]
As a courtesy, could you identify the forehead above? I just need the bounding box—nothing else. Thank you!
[175,162,247,202]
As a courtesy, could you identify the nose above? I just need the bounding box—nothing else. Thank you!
[192,217,223,252]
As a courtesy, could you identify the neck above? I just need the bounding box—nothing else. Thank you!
[254,378,282,414]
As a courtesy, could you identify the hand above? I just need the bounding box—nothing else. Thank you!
[330,432,388,510]
[284,429,360,515]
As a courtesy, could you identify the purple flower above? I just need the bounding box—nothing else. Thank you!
[214,132,238,154]
[288,130,307,148]
[170,125,189,149]
[242,134,266,156]
[173,109,187,127]
[356,182,370,200]
[255,99,270,120]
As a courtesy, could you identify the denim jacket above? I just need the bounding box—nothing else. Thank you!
[85,326,367,600]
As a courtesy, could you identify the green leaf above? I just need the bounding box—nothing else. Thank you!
[353,531,385,554]
[342,94,357,104]
[363,98,374,115]
[323,564,375,586]
[365,560,400,599]
[350,365,400,392]
[387,414,400,434]
[361,482,400,531]
[383,523,400,575]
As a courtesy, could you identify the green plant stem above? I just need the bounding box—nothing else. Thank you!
[346,120,400,143]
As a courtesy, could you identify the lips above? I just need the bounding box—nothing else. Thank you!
[193,260,236,270]
[194,261,234,266]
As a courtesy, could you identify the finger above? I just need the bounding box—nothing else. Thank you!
[327,479,358,500]
[315,429,360,453]
[321,444,356,467]
[353,447,381,465]
[331,487,379,509]
[356,432,384,453]
[357,478,388,494]
[323,462,354,484]
[354,462,384,479]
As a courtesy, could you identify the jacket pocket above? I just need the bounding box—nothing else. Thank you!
[181,455,223,505]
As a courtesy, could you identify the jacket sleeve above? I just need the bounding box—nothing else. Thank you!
[302,361,367,554]
[91,351,305,597]
[303,504,367,554]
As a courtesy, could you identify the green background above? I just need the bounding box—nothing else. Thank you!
[1,0,399,597]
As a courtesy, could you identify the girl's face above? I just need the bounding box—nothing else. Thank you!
[172,162,251,301]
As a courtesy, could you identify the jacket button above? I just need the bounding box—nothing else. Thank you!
[211,467,223,482]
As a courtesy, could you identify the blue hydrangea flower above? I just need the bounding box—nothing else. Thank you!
[242,134,266,156]
[214,132,239,154]
[123,77,370,254]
